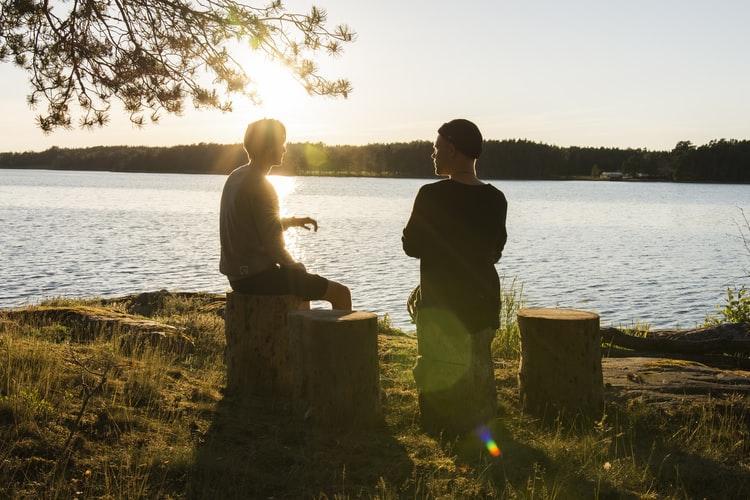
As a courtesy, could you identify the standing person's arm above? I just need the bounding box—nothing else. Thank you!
[402,186,430,258]
[493,194,508,263]
[249,180,297,266]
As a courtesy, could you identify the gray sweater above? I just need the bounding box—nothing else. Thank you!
[219,165,295,281]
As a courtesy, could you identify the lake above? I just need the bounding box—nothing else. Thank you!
[1,169,748,330]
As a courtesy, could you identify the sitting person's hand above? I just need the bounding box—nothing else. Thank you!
[295,216,318,232]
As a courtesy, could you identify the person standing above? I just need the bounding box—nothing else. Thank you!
[220,118,351,309]
[402,119,508,434]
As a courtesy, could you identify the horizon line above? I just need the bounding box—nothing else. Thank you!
[3,136,748,155]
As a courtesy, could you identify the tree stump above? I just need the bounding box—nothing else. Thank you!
[224,292,301,397]
[288,310,381,427]
[517,308,603,420]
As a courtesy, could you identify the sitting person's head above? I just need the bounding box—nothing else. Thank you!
[432,119,483,176]
[244,118,287,168]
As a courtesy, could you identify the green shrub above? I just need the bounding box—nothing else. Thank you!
[377,314,406,336]
[706,287,750,325]
[0,388,55,426]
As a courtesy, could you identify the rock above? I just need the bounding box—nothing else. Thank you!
[3,306,184,348]
[603,357,750,406]
[126,289,171,316]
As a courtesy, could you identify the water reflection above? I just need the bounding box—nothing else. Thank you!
[267,174,305,262]
[1,170,748,330]
[267,174,297,207]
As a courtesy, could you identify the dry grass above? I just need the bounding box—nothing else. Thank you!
[1,294,749,498]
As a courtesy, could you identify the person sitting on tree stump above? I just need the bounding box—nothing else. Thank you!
[402,119,508,435]
[220,118,352,309]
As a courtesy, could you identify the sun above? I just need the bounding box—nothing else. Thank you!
[231,48,310,126]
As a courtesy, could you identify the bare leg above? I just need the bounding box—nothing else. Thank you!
[298,301,311,310]
[322,280,352,310]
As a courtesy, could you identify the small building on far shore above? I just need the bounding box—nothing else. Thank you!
[600,171,624,181]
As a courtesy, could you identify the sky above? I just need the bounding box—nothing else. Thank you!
[1,0,749,152]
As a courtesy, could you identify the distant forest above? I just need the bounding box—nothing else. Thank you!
[1,139,749,182]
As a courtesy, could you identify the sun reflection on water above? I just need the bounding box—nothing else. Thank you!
[267,174,304,261]
[267,174,296,208]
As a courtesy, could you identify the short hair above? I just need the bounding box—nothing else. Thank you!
[243,119,286,160]
[437,119,483,159]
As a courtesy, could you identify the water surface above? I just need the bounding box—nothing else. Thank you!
[1,169,748,329]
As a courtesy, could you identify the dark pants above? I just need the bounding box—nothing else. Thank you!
[229,265,328,301]
[413,308,497,435]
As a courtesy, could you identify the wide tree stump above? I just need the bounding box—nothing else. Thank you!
[517,308,603,420]
[224,292,301,397]
[288,310,381,427]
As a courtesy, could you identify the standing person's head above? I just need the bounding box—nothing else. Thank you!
[243,118,287,168]
[432,119,483,177]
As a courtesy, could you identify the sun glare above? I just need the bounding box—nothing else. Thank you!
[267,175,297,214]
[267,174,302,259]
[233,49,310,129]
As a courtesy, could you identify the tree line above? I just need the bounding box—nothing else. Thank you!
[1,138,748,182]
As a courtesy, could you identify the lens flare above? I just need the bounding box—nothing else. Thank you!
[475,425,502,458]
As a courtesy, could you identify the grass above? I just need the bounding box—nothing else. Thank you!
[1,293,749,498]
[493,277,524,360]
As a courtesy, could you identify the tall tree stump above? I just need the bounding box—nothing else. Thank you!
[517,308,603,420]
[288,310,381,427]
[224,292,301,397]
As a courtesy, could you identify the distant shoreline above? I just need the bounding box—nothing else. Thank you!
[0,165,725,184]
[3,139,750,183]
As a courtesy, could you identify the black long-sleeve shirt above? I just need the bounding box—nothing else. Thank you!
[402,179,508,334]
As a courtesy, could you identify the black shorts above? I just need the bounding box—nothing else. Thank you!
[229,265,329,301]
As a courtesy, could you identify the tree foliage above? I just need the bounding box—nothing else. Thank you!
[0,0,354,131]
